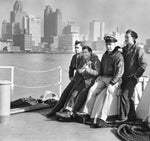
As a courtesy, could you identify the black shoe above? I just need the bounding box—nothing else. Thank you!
[46,112,55,119]
[90,123,99,128]
[98,119,107,128]
[76,112,90,124]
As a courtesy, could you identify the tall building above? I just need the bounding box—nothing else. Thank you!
[23,15,41,46]
[10,0,27,37]
[111,31,125,47]
[59,22,82,52]
[62,22,80,34]
[89,20,105,41]
[58,34,80,52]
[44,5,62,44]
[13,34,32,51]
[1,20,11,41]
[100,22,105,40]
[145,39,150,52]
[55,9,62,36]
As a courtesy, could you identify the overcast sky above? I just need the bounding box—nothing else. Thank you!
[0,0,150,43]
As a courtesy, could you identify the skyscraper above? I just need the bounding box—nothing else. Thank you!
[89,20,105,41]
[100,22,105,40]
[62,22,80,34]
[1,20,11,41]
[59,22,81,52]
[44,5,62,44]
[23,15,41,46]
[10,0,27,37]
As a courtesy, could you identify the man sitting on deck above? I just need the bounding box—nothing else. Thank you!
[77,36,124,128]
[46,41,83,118]
[55,46,100,120]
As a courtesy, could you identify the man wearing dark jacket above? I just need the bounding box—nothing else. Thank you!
[56,46,100,119]
[118,29,147,122]
[69,41,83,81]
[78,36,124,128]
[46,41,83,118]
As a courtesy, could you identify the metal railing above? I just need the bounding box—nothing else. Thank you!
[0,66,15,92]
[0,66,62,97]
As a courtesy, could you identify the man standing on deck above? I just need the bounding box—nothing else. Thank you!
[46,41,83,118]
[117,29,147,122]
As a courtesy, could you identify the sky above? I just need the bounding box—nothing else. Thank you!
[0,0,150,43]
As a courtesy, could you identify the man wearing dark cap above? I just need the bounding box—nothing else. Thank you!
[77,35,124,128]
[46,41,83,118]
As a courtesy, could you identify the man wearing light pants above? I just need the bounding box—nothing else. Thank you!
[90,77,120,125]
[77,36,124,128]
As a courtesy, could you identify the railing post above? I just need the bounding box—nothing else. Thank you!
[59,66,62,97]
[11,67,15,92]
[11,67,15,98]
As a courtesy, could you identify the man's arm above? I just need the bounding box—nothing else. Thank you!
[69,55,75,80]
[85,60,100,76]
[134,48,147,79]
[110,53,124,85]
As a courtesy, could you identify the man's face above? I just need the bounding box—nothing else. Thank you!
[105,42,116,52]
[125,33,134,45]
[75,44,82,54]
[82,49,91,59]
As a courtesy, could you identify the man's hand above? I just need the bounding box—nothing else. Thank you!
[84,64,90,73]
[95,76,102,82]
[106,84,115,95]
[69,77,74,81]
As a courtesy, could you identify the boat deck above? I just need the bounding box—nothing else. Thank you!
[0,108,120,141]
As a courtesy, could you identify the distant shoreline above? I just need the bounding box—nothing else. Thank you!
[0,51,105,54]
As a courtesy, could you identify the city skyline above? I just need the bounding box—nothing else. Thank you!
[0,0,150,43]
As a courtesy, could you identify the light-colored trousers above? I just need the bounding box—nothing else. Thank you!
[82,77,119,122]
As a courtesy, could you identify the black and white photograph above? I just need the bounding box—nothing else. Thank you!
[0,0,150,141]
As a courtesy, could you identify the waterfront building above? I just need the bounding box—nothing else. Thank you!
[62,22,80,34]
[58,34,80,52]
[0,39,13,52]
[10,0,27,37]
[1,20,11,41]
[100,22,105,40]
[144,39,150,52]
[111,31,125,47]
[92,39,105,51]
[89,20,105,41]
[13,34,32,51]
[23,15,41,46]
[44,5,62,44]
[59,22,82,52]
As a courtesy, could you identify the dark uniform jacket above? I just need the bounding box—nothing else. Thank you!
[69,53,82,79]
[100,48,124,85]
[122,44,147,80]
[78,54,101,87]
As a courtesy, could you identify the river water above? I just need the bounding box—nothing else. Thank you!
[0,53,149,101]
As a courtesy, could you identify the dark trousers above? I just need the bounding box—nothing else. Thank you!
[119,77,138,120]
[63,79,93,113]
[50,80,75,114]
